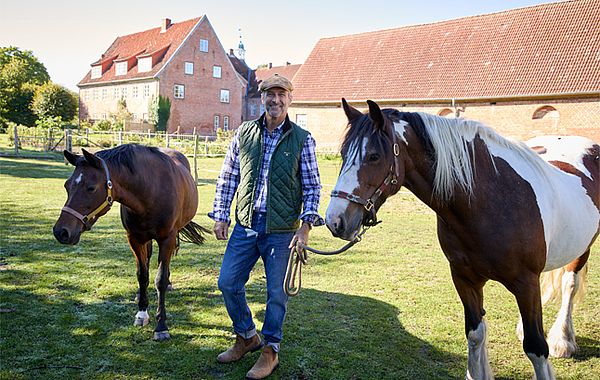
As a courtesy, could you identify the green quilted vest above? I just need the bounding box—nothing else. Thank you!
[235,115,309,233]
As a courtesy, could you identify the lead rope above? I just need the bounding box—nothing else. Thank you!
[284,225,370,296]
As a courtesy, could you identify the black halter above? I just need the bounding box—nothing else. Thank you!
[331,141,400,226]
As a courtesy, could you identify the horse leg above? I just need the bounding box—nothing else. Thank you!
[512,272,555,380]
[153,234,176,341]
[546,250,589,358]
[129,238,151,327]
[451,271,492,380]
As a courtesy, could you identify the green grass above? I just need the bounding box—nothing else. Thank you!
[0,155,598,379]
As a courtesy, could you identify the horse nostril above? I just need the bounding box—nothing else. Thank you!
[54,227,70,243]
[332,217,344,235]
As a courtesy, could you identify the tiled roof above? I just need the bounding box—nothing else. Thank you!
[256,64,301,83]
[79,17,202,86]
[228,54,260,97]
[292,0,600,102]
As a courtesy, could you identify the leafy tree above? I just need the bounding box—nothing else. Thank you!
[0,46,50,126]
[148,95,171,132]
[32,82,77,121]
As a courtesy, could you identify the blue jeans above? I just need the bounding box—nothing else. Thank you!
[218,212,294,351]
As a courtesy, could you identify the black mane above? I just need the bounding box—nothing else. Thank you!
[96,144,169,173]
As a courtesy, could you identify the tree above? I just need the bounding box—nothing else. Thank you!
[0,46,50,126]
[149,95,171,132]
[32,82,78,121]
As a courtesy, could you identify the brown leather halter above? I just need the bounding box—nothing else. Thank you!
[330,141,401,226]
[61,157,113,231]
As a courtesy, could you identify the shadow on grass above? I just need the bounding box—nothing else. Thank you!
[0,156,71,179]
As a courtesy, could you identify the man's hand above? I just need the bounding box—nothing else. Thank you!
[289,222,311,251]
[214,221,229,240]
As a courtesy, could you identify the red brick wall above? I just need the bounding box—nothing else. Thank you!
[290,97,600,152]
[158,19,244,134]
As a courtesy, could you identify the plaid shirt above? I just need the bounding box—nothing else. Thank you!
[209,119,324,227]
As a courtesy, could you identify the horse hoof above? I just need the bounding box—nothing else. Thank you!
[167,284,174,291]
[153,331,171,341]
[134,317,150,327]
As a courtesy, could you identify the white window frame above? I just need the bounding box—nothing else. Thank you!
[101,88,107,100]
[143,84,150,98]
[174,84,185,99]
[115,62,128,76]
[132,86,138,98]
[138,57,152,73]
[214,115,220,131]
[91,66,102,79]
[184,61,194,75]
[212,65,222,78]
[120,86,128,98]
[200,39,209,52]
[223,116,229,131]
[220,89,230,103]
[296,114,308,129]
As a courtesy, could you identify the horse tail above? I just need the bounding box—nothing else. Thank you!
[178,221,210,245]
[540,263,588,307]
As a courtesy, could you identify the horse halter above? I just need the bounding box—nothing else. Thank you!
[61,157,113,231]
[331,141,401,226]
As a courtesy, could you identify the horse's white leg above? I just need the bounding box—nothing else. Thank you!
[516,316,524,342]
[546,271,579,358]
[466,320,494,380]
[134,310,150,326]
[527,353,555,380]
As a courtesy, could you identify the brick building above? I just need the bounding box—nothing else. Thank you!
[290,0,600,151]
[78,16,245,134]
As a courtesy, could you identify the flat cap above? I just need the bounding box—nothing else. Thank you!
[259,74,294,92]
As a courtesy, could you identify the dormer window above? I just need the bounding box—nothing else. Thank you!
[138,57,152,73]
[91,66,102,79]
[200,39,209,52]
[116,62,128,76]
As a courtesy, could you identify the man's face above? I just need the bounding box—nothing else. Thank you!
[262,88,292,119]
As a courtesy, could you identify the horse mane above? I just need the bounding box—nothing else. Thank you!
[340,110,396,168]
[416,112,552,202]
[96,144,169,173]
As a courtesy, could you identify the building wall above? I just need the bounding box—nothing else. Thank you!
[158,20,243,134]
[79,80,159,122]
[290,97,600,152]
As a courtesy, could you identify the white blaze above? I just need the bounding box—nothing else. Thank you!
[74,172,83,185]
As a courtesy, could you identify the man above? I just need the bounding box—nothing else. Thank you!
[209,74,323,379]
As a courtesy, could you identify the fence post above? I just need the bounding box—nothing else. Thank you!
[166,133,170,148]
[13,125,19,156]
[204,136,209,155]
[193,134,199,184]
[118,130,123,146]
[86,128,89,146]
[65,129,72,152]
[46,128,52,152]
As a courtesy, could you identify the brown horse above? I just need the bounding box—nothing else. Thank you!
[53,144,208,341]
[326,99,599,380]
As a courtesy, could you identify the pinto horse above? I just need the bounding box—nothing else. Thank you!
[53,144,208,341]
[326,99,599,380]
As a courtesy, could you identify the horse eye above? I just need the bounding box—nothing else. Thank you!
[87,186,96,193]
[368,153,380,162]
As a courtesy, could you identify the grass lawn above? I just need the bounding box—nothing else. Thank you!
[0,153,598,379]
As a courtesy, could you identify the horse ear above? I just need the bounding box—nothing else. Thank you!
[63,150,80,166]
[342,98,363,122]
[82,149,102,169]
[367,100,385,129]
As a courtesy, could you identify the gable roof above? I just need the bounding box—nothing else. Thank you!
[292,0,600,102]
[256,64,301,83]
[228,53,260,97]
[79,17,202,86]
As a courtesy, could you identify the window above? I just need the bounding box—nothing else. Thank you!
[132,86,138,98]
[91,66,102,79]
[250,104,257,117]
[213,65,222,78]
[143,84,150,98]
[101,88,107,100]
[142,113,148,121]
[296,114,307,128]
[93,89,98,101]
[184,62,194,75]
[220,89,230,103]
[115,62,128,76]
[223,116,229,131]
[138,57,152,73]
[214,115,220,131]
[121,86,128,98]
[113,87,119,99]
[174,84,185,99]
[200,39,209,52]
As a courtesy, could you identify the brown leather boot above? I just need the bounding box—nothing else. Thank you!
[245,345,279,379]
[216,334,263,363]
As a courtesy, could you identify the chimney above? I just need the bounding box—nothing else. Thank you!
[161,18,172,33]
[268,63,272,69]
[286,62,291,66]
[229,48,234,56]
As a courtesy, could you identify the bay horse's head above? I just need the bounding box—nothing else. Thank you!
[326,99,406,240]
[53,149,114,245]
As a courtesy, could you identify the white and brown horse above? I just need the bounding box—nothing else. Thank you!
[325,99,599,380]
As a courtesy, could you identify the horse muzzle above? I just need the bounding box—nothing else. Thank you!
[325,202,364,241]
[53,218,83,245]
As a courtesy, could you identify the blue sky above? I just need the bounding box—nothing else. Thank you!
[1,0,555,91]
